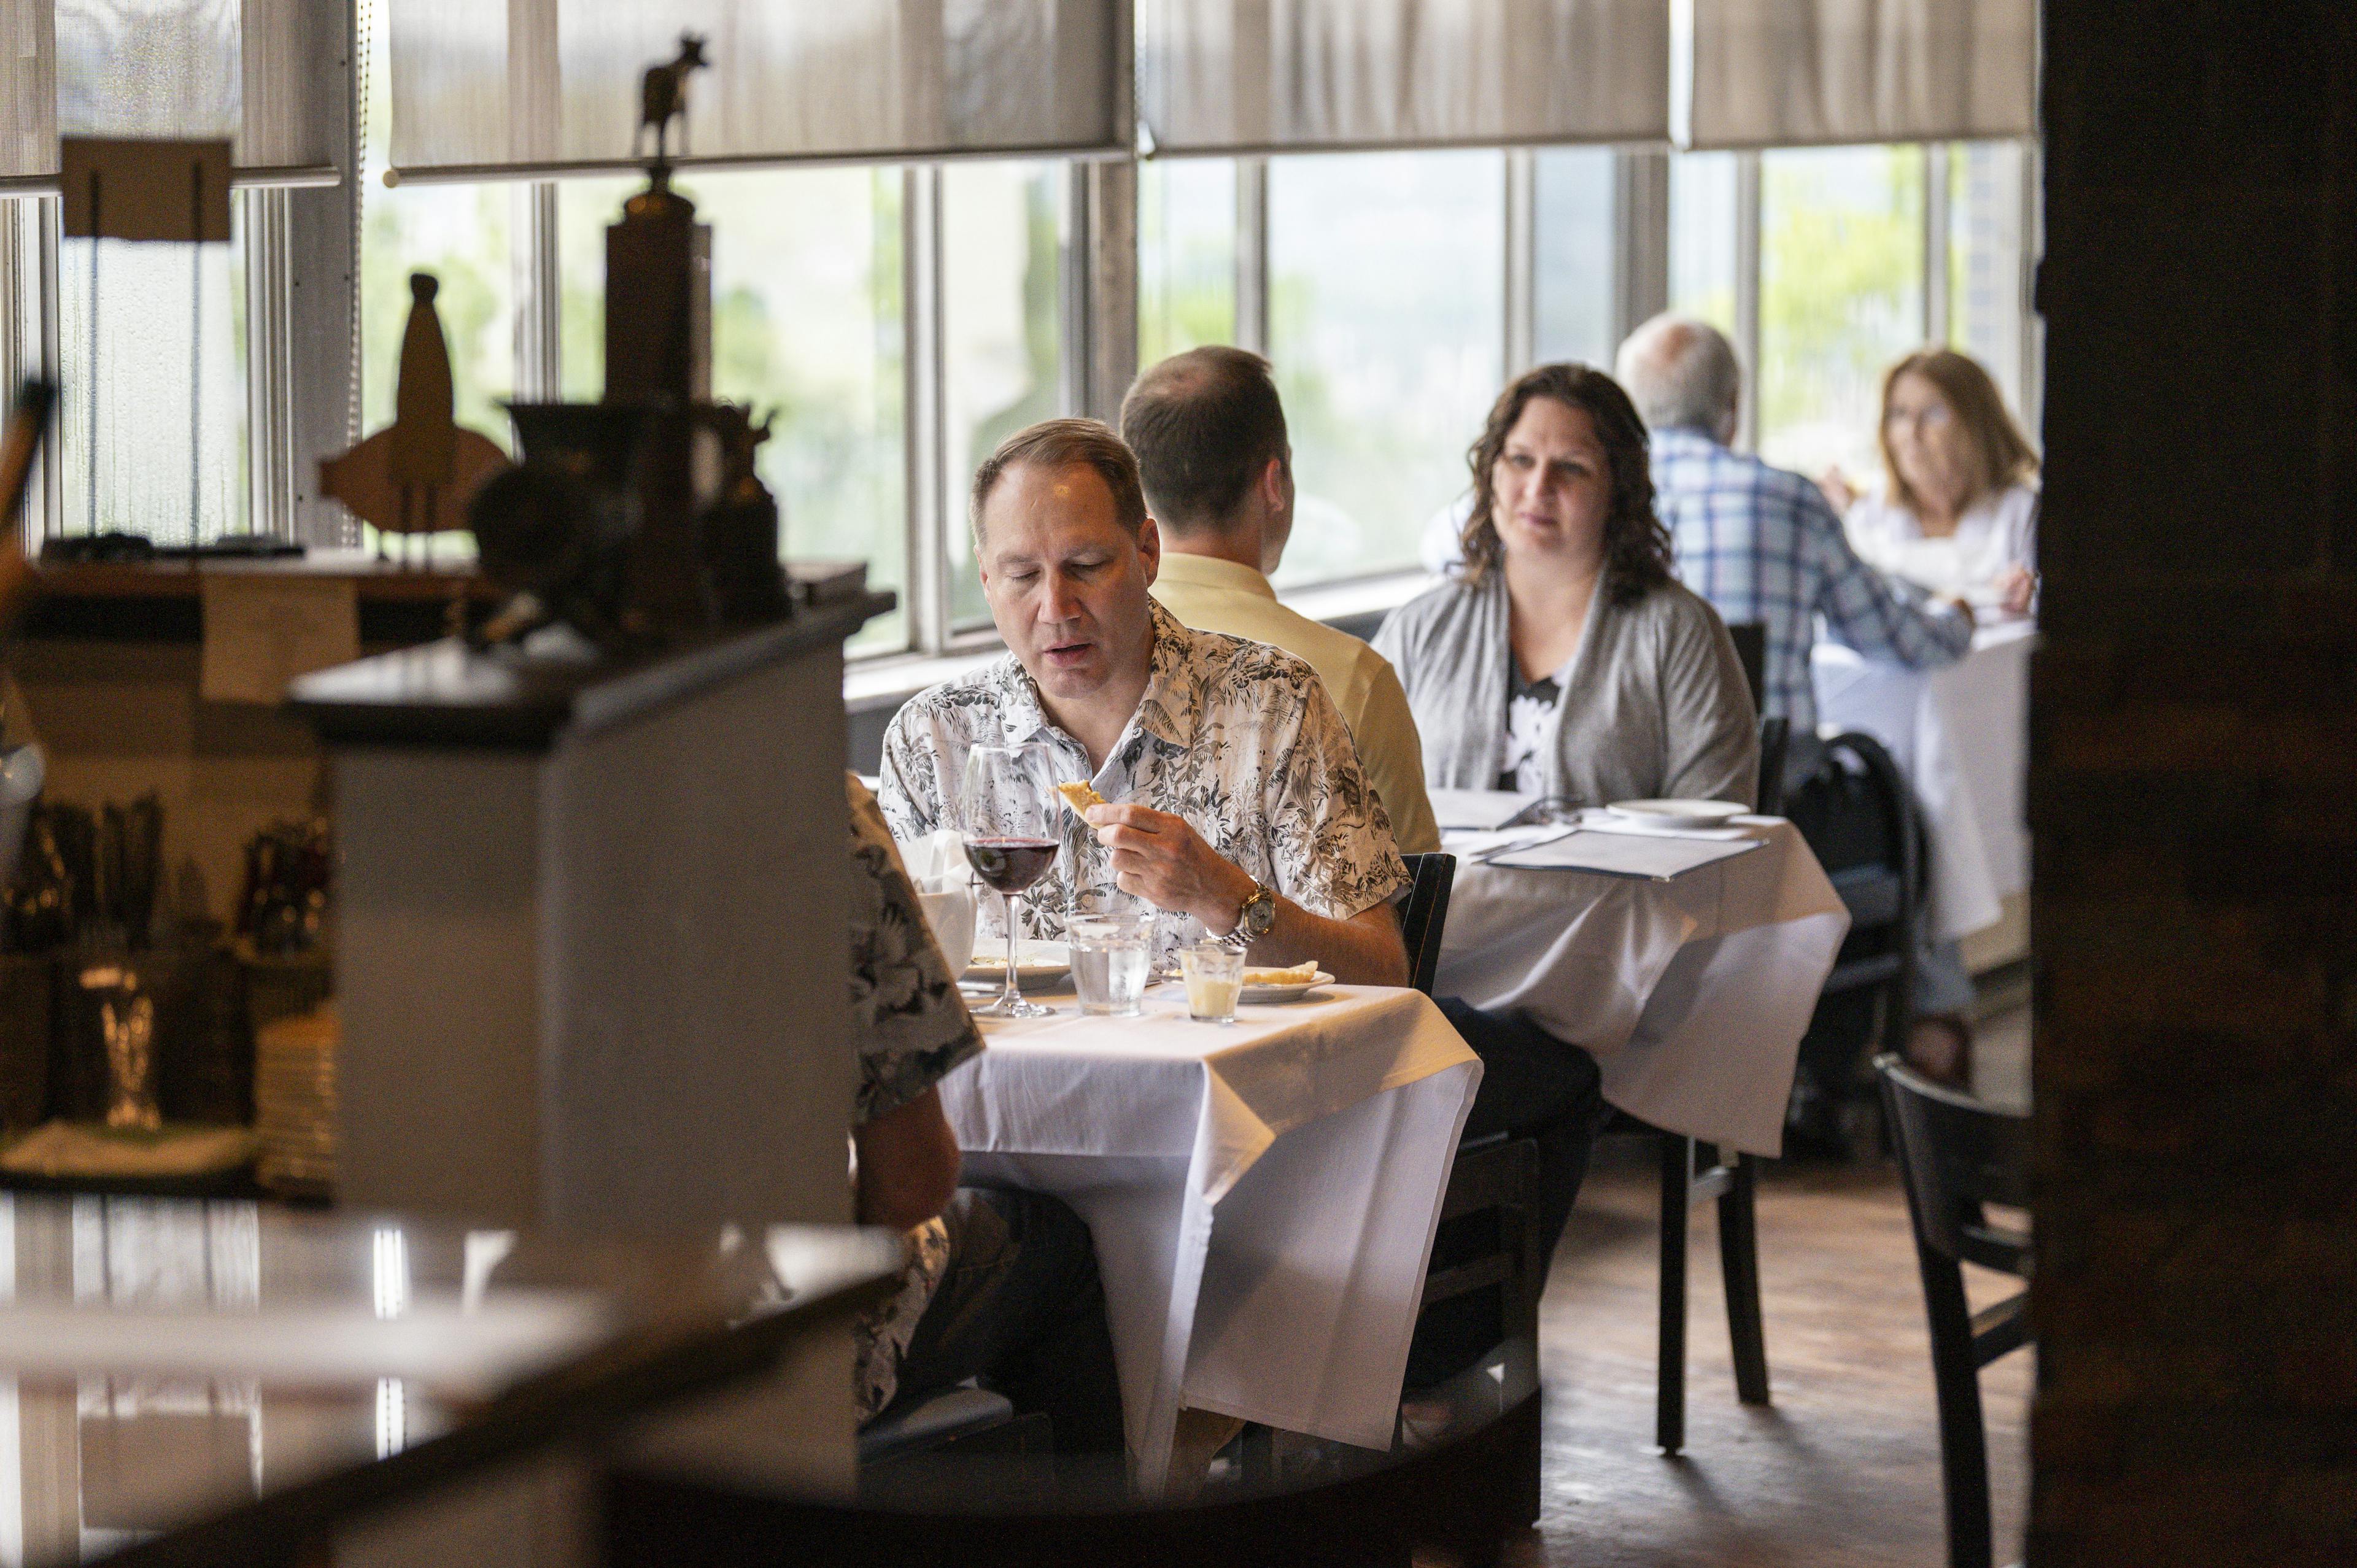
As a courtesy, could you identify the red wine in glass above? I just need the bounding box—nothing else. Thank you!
[966,836,1059,894]
[960,741,1061,1018]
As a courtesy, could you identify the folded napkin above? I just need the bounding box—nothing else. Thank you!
[897,830,979,973]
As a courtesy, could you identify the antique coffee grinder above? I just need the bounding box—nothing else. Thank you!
[468,34,788,649]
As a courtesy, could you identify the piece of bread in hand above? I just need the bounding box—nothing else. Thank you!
[1056,780,1105,817]
[1241,960,1320,987]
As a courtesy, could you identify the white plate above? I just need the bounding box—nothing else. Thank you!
[963,941,1071,986]
[1237,970,1336,1005]
[1604,799,1747,829]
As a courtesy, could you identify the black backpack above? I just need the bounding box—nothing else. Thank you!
[1780,731,1921,1159]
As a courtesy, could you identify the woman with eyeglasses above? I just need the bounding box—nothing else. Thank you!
[1822,349,2040,619]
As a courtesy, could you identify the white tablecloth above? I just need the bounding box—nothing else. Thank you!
[1435,817,1848,1157]
[1813,620,2037,943]
[937,986,1479,1487]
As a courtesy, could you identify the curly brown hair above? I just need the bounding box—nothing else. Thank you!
[1457,363,1673,606]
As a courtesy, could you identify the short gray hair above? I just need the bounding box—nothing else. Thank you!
[1614,313,1742,438]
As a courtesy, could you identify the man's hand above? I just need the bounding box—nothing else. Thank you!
[1084,802,1255,932]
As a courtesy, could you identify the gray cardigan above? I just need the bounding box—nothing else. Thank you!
[1372,569,1759,808]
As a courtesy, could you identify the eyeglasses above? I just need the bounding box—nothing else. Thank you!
[1884,402,1955,434]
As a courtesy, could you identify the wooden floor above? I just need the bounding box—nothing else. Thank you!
[1507,1012,2032,1567]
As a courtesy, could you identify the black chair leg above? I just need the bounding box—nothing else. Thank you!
[1717,1151,1770,1406]
[1656,1135,1689,1454]
[1921,1249,1995,1568]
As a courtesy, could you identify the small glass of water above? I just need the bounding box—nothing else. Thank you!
[1069,906,1153,1018]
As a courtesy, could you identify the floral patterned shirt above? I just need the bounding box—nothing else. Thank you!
[877,601,1410,962]
[846,774,983,1419]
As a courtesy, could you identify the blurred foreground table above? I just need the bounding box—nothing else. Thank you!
[937,986,1479,1490]
[1438,812,1847,1156]
[0,1195,897,1566]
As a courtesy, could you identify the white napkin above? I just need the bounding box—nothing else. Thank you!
[898,830,978,973]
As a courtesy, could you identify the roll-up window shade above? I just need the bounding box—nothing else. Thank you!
[1686,0,2036,150]
[387,0,1128,182]
[1137,0,1670,156]
[0,0,333,180]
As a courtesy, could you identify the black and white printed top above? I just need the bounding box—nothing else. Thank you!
[846,774,983,1419]
[877,601,1410,962]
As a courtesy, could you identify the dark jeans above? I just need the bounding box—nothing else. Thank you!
[1406,999,1609,1389]
[884,1184,1126,1456]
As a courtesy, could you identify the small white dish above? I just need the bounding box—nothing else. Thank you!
[1603,799,1747,830]
[1237,971,1336,1005]
[963,940,1072,986]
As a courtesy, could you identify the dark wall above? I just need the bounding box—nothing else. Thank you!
[2033,5,2357,1562]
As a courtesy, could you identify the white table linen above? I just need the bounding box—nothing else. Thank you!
[936,986,1479,1487]
[1813,620,2036,942]
[1437,816,1848,1157]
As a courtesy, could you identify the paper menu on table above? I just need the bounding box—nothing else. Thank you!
[199,575,360,705]
[1481,828,1765,881]
[1428,788,1540,832]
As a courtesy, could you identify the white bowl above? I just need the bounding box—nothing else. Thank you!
[1604,798,1747,829]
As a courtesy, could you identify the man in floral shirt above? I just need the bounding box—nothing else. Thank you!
[879,419,1411,984]
[847,775,1123,1456]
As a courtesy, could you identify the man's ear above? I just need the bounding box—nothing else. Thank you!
[1137,516,1161,587]
[1262,454,1290,511]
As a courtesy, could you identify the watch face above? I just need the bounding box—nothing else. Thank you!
[1242,886,1277,938]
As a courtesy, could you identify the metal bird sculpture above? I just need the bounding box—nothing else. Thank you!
[319,273,507,563]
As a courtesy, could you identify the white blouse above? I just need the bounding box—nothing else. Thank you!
[1844,482,2038,606]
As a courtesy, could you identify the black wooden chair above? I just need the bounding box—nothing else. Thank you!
[611,1385,1549,1568]
[1724,619,1788,817]
[1645,1128,1770,1454]
[1396,852,1457,997]
[1875,1056,2032,1568]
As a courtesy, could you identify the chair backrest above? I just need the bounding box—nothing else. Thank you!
[1397,852,1457,997]
[1876,1055,2032,1276]
[1755,715,1790,816]
[1726,620,1767,714]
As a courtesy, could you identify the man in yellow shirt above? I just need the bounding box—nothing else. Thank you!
[1120,348,1440,855]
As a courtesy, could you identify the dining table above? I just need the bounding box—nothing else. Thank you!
[934,981,1480,1491]
[1813,619,2036,956]
[1433,805,1849,1157]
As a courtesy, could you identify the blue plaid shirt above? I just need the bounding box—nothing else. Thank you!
[1652,427,1973,735]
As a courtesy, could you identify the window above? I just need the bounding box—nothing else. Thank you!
[942,161,1066,632]
[357,0,512,560]
[1670,151,1741,339]
[55,223,247,543]
[559,168,907,652]
[1532,148,1617,368]
[1947,141,2034,435]
[1266,150,1503,587]
[1758,145,1926,485]
[1137,158,1237,369]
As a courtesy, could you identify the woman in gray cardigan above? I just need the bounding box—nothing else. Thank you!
[1382,368,1761,1399]
[1374,363,1758,809]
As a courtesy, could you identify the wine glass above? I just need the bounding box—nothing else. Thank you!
[961,742,1061,1019]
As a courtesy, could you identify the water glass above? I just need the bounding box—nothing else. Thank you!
[1069,911,1152,1017]
[1179,941,1244,1024]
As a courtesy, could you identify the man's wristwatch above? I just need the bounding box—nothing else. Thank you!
[1229,879,1278,947]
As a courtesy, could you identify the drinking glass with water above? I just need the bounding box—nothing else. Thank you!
[1067,890,1153,1017]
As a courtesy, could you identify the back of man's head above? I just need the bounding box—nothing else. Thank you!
[1119,347,1289,537]
[1615,314,1742,444]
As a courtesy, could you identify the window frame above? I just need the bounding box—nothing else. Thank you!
[0,0,2041,668]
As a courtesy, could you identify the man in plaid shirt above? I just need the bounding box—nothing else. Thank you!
[1615,314,1973,741]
